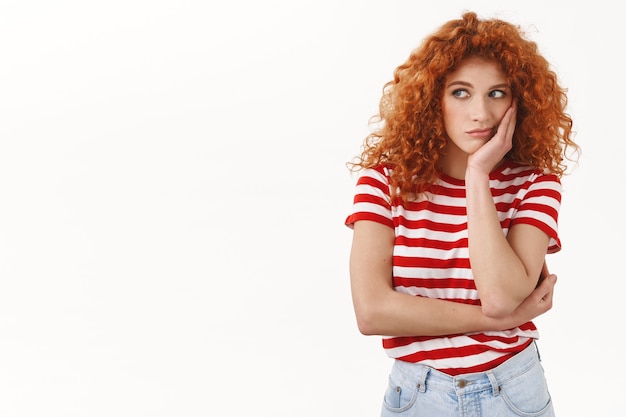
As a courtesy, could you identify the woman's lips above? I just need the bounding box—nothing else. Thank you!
[466,128,494,139]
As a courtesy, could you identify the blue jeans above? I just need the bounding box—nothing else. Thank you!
[381,342,555,417]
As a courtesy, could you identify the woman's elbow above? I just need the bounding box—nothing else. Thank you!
[353,303,383,335]
[480,297,517,319]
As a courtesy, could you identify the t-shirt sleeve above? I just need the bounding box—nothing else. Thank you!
[345,166,394,229]
[511,173,562,253]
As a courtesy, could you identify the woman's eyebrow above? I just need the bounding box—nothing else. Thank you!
[446,80,472,88]
[446,81,510,89]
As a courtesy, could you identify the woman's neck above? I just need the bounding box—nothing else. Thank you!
[438,148,468,180]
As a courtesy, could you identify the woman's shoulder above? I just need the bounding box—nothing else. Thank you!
[495,159,557,179]
[358,164,394,181]
[492,159,561,193]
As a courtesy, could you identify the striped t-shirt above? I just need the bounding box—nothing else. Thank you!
[345,159,561,376]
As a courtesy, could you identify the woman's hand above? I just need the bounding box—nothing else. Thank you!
[501,273,557,328]
[467,100,517,175]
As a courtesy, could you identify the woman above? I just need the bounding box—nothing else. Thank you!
[345,12,579,416]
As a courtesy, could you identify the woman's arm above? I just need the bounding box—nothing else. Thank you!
[465,171,550,318]
[465,103,552,318]
[349,220,556,337]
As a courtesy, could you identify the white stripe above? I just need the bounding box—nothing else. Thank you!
[355,183,389,201]
[522,194,560,209]
[394,266,472,279]
[394,245,469,259]
[396,209,466,225]
[416,349,512,370]
[351,202,391,220]
[516,210,558,231]
[396,286,479,300]
[396,225,467,242]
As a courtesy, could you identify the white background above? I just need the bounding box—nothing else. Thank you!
[0,1,622,416]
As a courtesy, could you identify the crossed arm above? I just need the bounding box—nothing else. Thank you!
[349,220,556,337]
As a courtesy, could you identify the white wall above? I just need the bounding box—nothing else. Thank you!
[0,1,622,416]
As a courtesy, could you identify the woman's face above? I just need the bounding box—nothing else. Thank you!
[441,56,513,157]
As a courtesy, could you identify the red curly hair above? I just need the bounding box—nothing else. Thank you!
[349,11,579,200]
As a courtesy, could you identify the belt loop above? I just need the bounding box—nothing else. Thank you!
[417,367,429,393]
[486,371,500,397]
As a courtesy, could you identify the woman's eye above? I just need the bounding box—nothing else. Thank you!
[452,89,469,98]
[489,90,507,98]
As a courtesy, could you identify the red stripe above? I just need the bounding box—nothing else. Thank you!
[469,333,520,344]
[495,199,522,211]
[519,202,558,221]
[394,256,470,269]
[393,277,476,290]
[435,340,534,376]
[534,174,560,186]
[402,200,467,216]
[397,343,493,362]
[395,236,467,250]
[397,217,467,233]
[345,212,393,228]
[518,321,537,331]
[357,175,389,195]
[526,187,561,202]
[492,181,532,197]
[428,184,466,198]
[352,193,389,208]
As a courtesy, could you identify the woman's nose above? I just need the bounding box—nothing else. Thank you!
[469,97,489,121]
